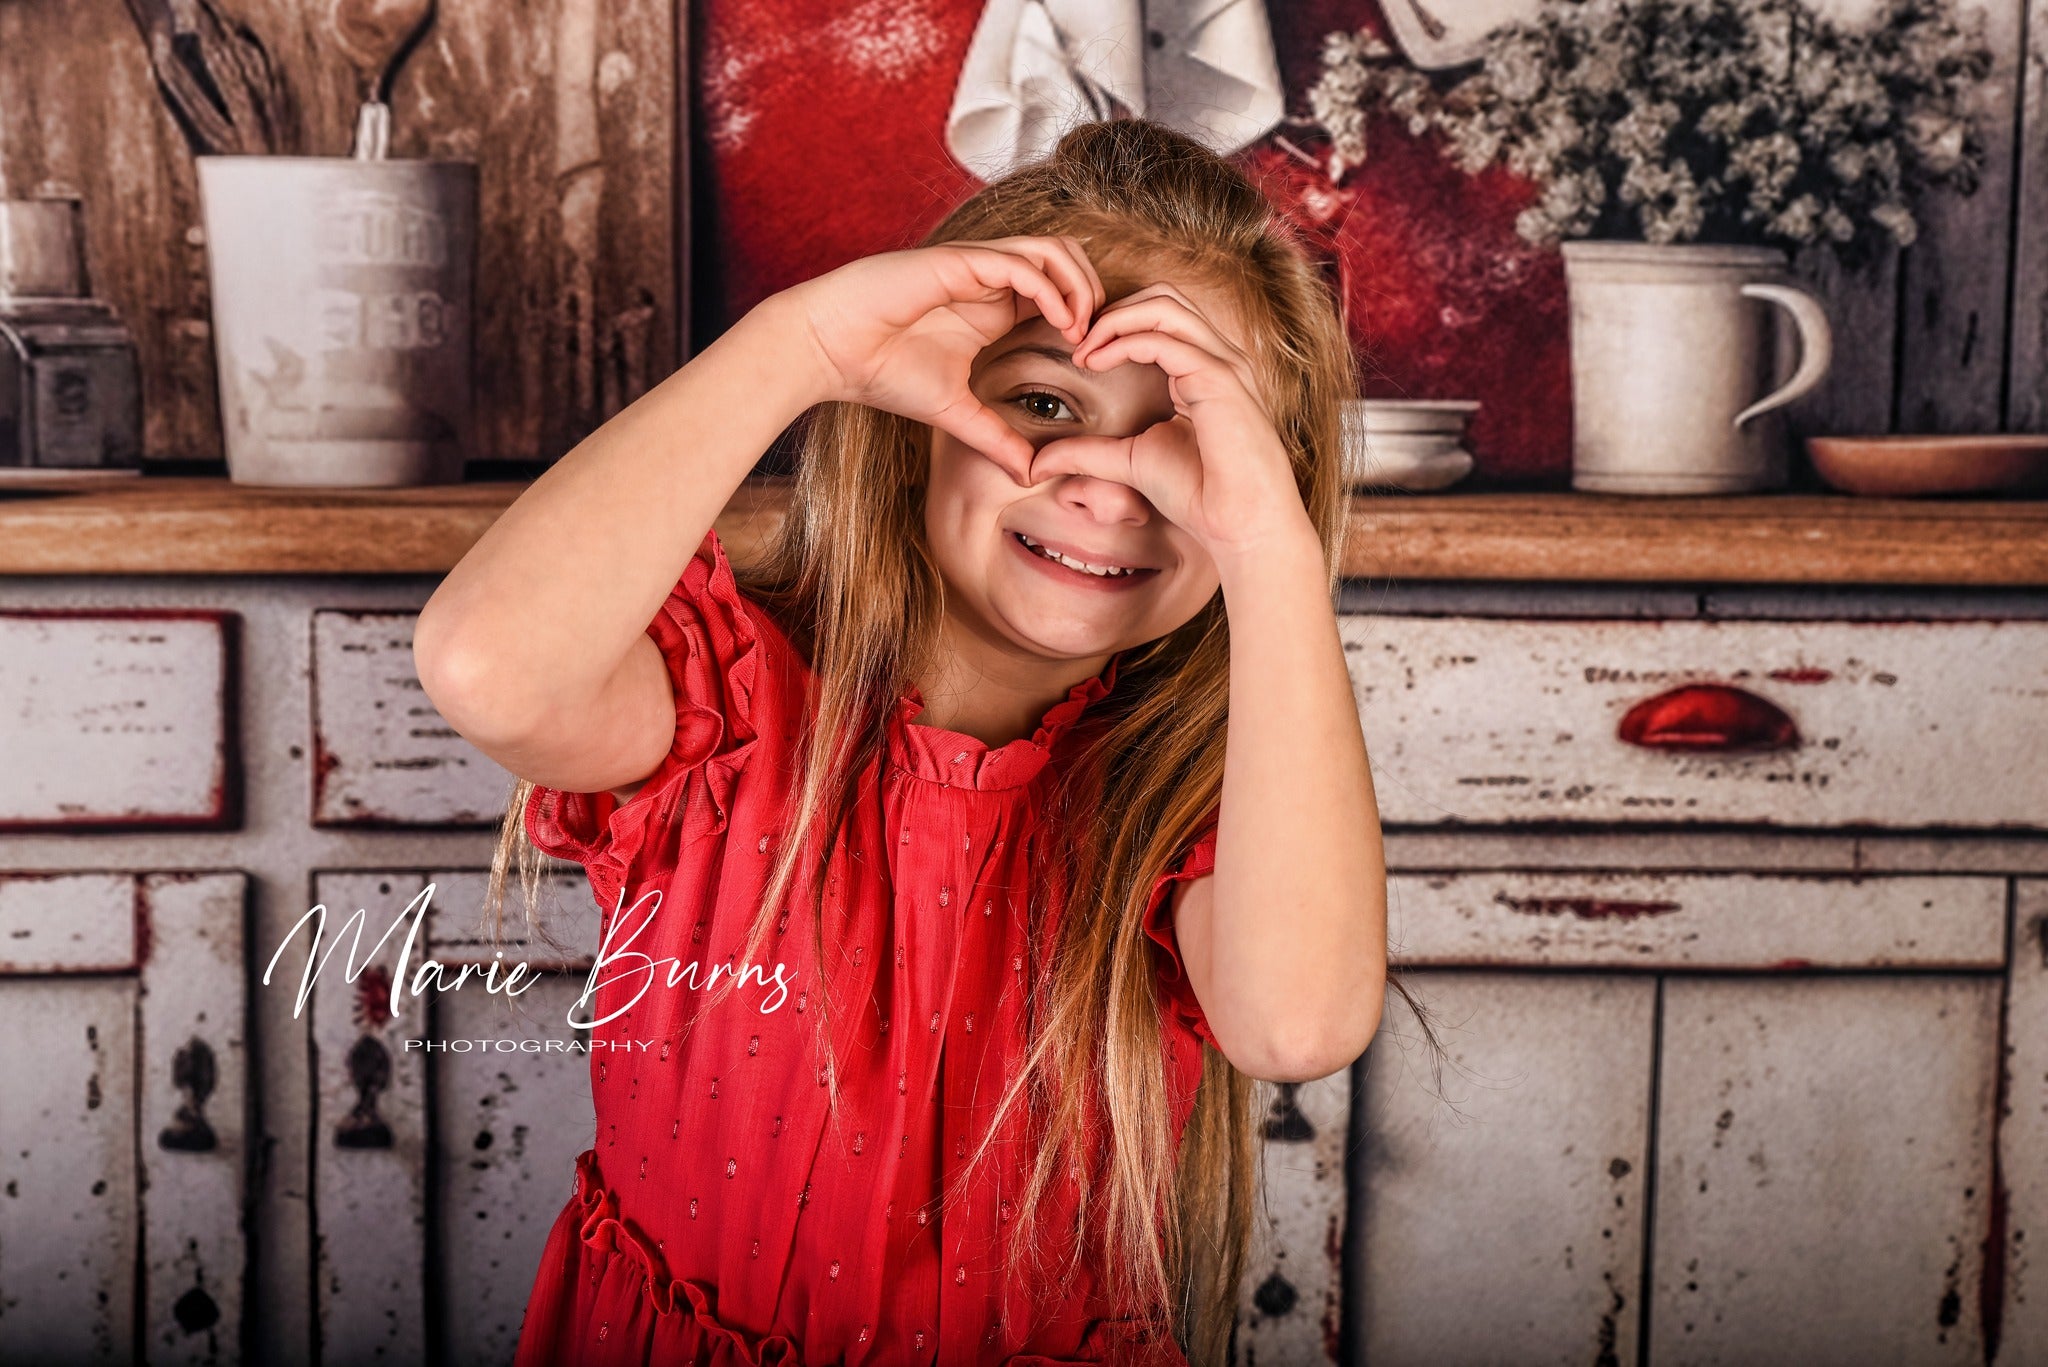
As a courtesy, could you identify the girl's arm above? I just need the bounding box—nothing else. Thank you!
[1170,526,1390,1084]
[413,292,831,801]
[1023,283,1389,1084]
[416,237,1099,803]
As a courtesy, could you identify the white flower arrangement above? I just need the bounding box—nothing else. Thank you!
[1305,0,1993,268]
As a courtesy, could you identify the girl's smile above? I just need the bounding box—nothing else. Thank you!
[1006,527,1163,590]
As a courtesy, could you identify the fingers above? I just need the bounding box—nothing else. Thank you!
[1075,289,1249,369]
[1026,416,1203,512]
[977,235,1102,343]
[962,250,1076,336]
[1072,291,1263,403]
[1057,235,1106,323]
[997,236,1100,342]
[1026,431,1139,486]
[931,390,1035,483]
[1076,327,1263,415]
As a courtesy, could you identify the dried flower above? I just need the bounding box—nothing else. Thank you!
[1302,0,1994,271]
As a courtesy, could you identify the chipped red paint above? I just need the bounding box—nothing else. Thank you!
[692,0,1576,482]
[0,810,234,833]
[1494,892,1682,921]
[1978,914,2034,1356]
[218,613,244,829]
[133,878,153,969]
[1617,683,1800,752]
[310,733,343,812]
[352,965,394,1034]
[1766,666,1834,684]
[0,606,232,623]
[1768,958,1816,970]
[1323,1209,1344,1362]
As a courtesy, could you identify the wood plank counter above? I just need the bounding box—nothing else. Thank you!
[0,474,2042,585]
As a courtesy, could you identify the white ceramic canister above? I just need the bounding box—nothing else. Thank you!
[197,156,476,486]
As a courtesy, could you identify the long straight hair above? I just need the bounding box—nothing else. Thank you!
[485,117,1443,1364]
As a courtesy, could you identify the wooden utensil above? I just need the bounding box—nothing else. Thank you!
[122,0,298,155]
[333,0,436,160]
[1805,435,2048,497]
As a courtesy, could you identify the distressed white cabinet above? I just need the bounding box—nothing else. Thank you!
[1340,616,2048,830]
[3,571,2044,1367]
[300,869,597,1367]
[0,611,236,830]
[1650,974,2000,1362]
[309,613,516,828]
[1345,604,2048,1366]
[0,872,249,1366]
[1359,970,1655,1364]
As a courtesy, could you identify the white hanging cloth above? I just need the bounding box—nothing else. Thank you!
[945,0,1285,181]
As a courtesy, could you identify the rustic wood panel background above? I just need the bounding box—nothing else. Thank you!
[2012,0,2048,433]
[0,0,677,464]
[1785,0,2045,441]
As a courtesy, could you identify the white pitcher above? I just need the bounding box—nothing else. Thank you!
[1561,242,1833,495]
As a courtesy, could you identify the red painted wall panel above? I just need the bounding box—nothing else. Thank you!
[688,0,1570,484]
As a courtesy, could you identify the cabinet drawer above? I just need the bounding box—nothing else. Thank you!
[1385,869,2008,970]
[1342,616,2048,829]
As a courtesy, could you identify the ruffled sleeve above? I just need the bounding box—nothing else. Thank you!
[1141,811,1222,1052]
[522,525,771,913]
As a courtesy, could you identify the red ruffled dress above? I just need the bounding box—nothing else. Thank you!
[512,528,1223,1367]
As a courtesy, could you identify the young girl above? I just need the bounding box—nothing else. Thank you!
[417,117,1408,1367]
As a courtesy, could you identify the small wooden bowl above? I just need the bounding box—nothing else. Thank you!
[1805,434,2048,497]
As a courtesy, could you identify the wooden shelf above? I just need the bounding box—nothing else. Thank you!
[0,474,2042,585]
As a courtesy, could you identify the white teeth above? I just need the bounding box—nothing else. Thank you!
[1017,533,1135,577]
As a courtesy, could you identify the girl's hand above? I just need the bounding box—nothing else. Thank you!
[1025,283,1316,560]
[784,236,1105,481]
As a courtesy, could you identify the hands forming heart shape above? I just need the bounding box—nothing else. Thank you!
[789,235,1312,561]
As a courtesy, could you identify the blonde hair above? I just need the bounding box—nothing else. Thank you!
[486,116,1441,1364]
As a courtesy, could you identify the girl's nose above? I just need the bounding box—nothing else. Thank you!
[1052,466,1152,524]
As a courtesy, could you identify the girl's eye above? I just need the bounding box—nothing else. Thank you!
[1013,390,1077,423]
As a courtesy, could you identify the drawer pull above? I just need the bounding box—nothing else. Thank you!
[1617,683,1800,752]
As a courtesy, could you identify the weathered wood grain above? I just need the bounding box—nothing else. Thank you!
[1897,0,2028,433]
[1785,238,1900,441]
[0,609,236,830]
[1383,870,2007,970]
[327,0,678,458]
[2009,0,2048,431]
[5,477,2048,584]
[1355,971,1654,1365]
[1651,975,2001,1361]
[1341,615,2048,829]
[0,0,220,460]
[0,0,675,463]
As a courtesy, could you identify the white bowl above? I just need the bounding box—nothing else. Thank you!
[1341,399,1480,491]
